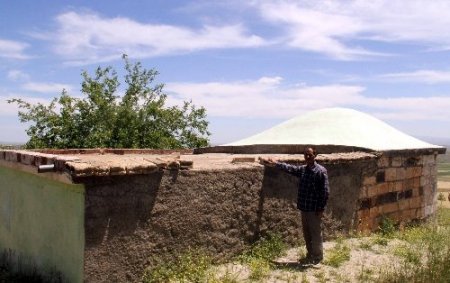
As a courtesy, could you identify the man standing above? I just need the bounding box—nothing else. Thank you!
[261,147,329,264]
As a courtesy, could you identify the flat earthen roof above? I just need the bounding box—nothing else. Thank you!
[0,149,377,180]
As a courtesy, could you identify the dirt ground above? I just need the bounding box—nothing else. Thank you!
[213,237,405,282]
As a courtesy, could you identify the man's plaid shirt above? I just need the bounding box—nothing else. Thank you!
[276,161,329,212]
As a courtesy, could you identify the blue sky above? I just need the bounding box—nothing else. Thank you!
[1,0,450,145]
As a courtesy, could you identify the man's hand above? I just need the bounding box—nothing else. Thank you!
[259,157,278,167]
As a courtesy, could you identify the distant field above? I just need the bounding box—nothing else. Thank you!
[438,162,450,183]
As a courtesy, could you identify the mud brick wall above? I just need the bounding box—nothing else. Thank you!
[82,167,300,282]
[82,159,371,283]
[356,153,438,232]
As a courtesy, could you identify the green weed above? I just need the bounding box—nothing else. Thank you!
[323,238,351,267]
[142,249,211,283]
[377,208,450,283]
[378,215,396,237]
[247,258,270,281]
[239,233,287,263]
[238,233,287,281]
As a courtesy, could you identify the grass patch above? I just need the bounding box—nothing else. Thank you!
[238,233,287,280]
[358,239,374,251]
[378,215,396,237]
[239,233,287,263]
[142,249,212,283]
[377,207,450,283]
[357,266,375,282]
[323,238,351,267]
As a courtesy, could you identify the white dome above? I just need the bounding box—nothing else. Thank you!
[226,108,441,151]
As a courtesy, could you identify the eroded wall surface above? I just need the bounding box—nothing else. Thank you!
[82,160,371,282]
[0,165,85,283]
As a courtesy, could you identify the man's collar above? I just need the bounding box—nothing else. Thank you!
[306,161,317,169]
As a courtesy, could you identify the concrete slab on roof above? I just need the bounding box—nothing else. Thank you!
[226,108,443,151]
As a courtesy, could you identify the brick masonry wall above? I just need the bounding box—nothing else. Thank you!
[356,153,438,232]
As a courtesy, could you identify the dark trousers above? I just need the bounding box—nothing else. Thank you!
[301,211,323,260]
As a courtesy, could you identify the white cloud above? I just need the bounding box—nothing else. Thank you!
[0,94,52,116]
[166,77,450,121]
[380,70,450,84]
[43,11,265,65]
[255,0,450,60]
[7,70,30,81]
[22,82,72,93]
[0,38,30,59]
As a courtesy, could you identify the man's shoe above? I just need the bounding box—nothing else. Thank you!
[298,257,322,265]
[298,257,312,265]
[310,258,323,265]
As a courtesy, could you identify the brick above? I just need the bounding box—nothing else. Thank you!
[405,178,414,190]
[416,156,424,165]
[19,153,36,166]
[369,207,380,218]
[357,218,372,234]
[357,209,370,220]
[381,202,398,214]
[367,185,379,197]
[385,168,397,181]
[415,207,425,218]
[363,176,376,186]
[412,188,420,197]
[413,167,422,178]
[396,168,406,180]
[398,199,409,210]
[423,155,435,165]
[420,177,427,187]
[400,209,413,220]
[410,196,423,209]
[388,182,397,192]
[395,181,403,191]
[392,156,403,167]
[413,177,420,188]
[377,156,389,168]
[5,151,18,162]
[377,183,390,195]
[405,167,415,179]
[232,157,255,163]
[359,186,368,198]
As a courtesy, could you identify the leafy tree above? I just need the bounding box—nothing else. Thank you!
[8,55,210,149]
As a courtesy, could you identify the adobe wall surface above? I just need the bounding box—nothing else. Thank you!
[0,162,85,283]
[81,156,375,282]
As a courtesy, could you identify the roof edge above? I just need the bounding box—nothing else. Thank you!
[194,144,447,155]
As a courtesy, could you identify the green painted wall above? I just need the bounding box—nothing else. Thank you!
[0,165,85,283]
